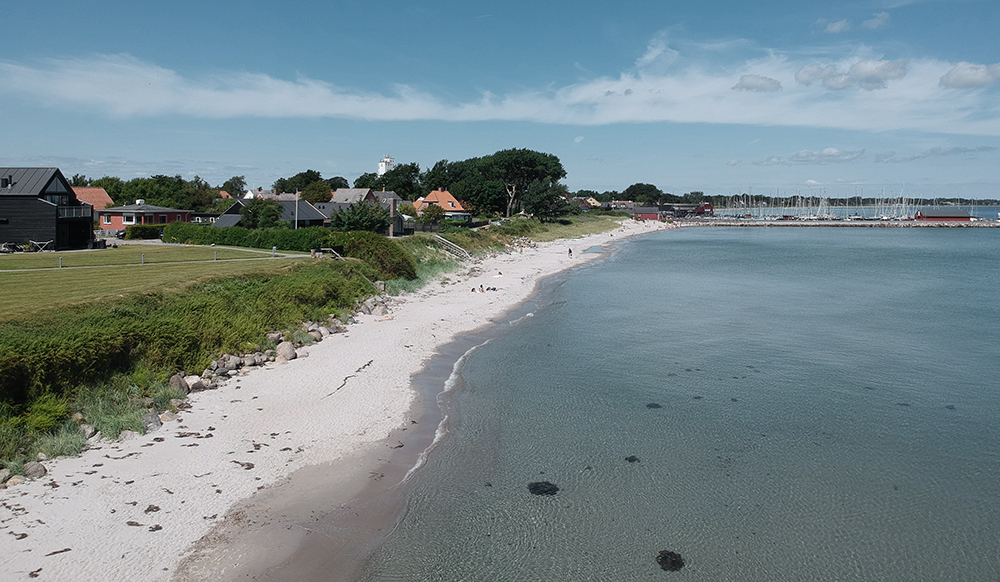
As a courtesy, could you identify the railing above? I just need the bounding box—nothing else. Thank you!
[58,205,93,219]
[432,234,472,260]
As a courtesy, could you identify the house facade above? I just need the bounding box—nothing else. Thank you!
[0,167,94,249]
[214,199,327,228]
[97,200,192,231]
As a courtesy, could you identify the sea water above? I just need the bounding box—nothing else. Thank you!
[356,227,1000,581]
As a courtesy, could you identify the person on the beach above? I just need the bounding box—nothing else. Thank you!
[568,248,573,257]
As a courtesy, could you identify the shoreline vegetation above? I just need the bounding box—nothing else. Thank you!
[0,215,626,473]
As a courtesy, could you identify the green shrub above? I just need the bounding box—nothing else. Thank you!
[162,222,329,252]
[25,394,69,433]
[0,418,27,469]
[125,224,163,239]
[328,231,417,280]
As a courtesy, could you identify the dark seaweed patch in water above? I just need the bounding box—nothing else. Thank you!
[625,456,640,463]
[656,550,685,571]
[646,403,662,409]
[895,402,910,407]
[945,405,956,410]
[730,398,738,402]
[528,481,559,495]
[692,395,703,400]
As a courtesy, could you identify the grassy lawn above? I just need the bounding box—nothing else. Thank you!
[526,214,628,242]
[0,245,311,321]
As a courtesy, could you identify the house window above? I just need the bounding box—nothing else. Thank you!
[449,201,454,208]
[123,214,135,224]
[159,215,168,224]
[102,214,111,225]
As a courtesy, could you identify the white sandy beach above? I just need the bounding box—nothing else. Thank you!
[0,220,669,582]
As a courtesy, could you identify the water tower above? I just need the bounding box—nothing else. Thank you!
[378,155,396,177]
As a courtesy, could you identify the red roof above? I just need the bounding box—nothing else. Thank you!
[414,189,466,214]
[72,187,114,209]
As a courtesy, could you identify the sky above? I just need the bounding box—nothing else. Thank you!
[2,0,999,199]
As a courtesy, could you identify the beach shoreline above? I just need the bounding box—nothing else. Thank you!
[0,219,668,582]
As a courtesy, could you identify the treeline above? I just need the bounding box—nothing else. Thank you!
[71,173,245,213]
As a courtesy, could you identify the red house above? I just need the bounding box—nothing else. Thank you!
[914,209,972,222]
[97,200,192,231]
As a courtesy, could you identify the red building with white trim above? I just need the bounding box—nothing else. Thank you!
[97,200,192,231]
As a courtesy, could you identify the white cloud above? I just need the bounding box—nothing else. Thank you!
[826,19,851,33]
[731,74,782,92]
[726,159,742,166]
[754,148,865,166]
[875,145,997,163]
[1,47,999,137]
[635,31,679,74]
[863,12,891,29]
[574,136,585,143]
[939,62,1000,88]
[805,179,823,186]
[795,59,908,90]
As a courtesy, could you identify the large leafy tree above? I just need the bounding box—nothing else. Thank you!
[329,200,390,232]
[478,149,566,217]
[353,163,422,200]
[240,198,283,229]
[623,183,664,206]
[273,170,323,193]
[325,176,350,190]
[523,180,571,220]
[301,180,333,204]
[221,176,247,197]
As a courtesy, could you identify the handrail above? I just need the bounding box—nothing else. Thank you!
[432,234,471,260]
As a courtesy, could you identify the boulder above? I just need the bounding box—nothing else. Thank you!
[118,430,139,442]
[295,348,310,359]
[307,331,323,342]
[275,355,289,365]
[23,461,47,480]
[527,481,559,495]
[372,304,389,317]
[184,374,202,387]
[87,431,102,444]
[4,475,26,488]
[37,452,47,461]
[141,411,162,433]
[275,341,297,361]
[318,326,331,337]
[79,424,97,439]
[169,398,187,410]
[168,374,190,394]
[0,468,10,484]
[263,349,275,361]
[242,356,256,367]
[267,332,284,343]
[656,550,685,571]
[331,324,348,334]
[159,411,178,423]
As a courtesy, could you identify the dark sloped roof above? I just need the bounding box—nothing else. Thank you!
[99,203,190,213]
[276,200,326,223]
[213,214,243,228]
[0,168,68,196]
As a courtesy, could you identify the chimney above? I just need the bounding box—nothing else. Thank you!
[136,199,145,205]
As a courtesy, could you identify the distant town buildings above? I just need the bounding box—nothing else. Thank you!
[377,155,395,177]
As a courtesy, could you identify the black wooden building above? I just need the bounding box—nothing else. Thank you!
[0,168,95,250]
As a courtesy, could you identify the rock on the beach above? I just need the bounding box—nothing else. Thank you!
[295,348,309,358]
[141,411,162,433]
[118,430,139,442]
[79,423,97,439]
[4,475,26,488]
[307,330,322,341]
[0,468,10,484]
[168,374,190,394]
[159,411,179,423]
[267,331,284,343]
[275,341,297,361]
[656,550,685,571]
[527,481,559,495]
[23,461,47,480]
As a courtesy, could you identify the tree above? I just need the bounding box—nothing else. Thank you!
[398,202,417,217]
[70,174,91,187]
[623,183,664,206]
[301,180,333,204]
[329,200,390,232]
[273,170,323,193]
[353,173,378,190]
[478,149,566,217]
[325,176,350,190]
[221,176,247,197]
[420,204,445,223]
[240,198,283,229]
[682,191,705,203]
[523,180,571,221]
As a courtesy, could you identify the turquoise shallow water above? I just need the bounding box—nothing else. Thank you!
[357,227,1000,581]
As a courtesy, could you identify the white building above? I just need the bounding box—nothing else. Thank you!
[377,155,395,177]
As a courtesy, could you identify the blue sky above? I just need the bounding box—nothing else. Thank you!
[2,0,999,198]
